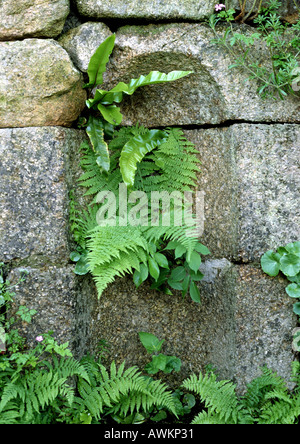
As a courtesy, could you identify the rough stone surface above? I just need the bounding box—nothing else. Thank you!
[0,0,70,40]
[74,0,217,20]
[58,22,112,72]
[0,127,86,263]
[88,260,237,387]
[97,23,299,126]
[185,124,300,262]
[0,39,86,128]
[8,266,96,357]
[233,264,297,392]
[74,0,297,20]
[88,261,296,392]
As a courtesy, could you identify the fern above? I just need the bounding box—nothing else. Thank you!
[142,224,199,261]
[86,225,149,271]
[133,127,199,193]
[92,248,148,295]
[76,359,177,421]
[182,371,243,424]
[78,141,122,200]
[72,123,203,298]
[0,357,89,423]
[146,128,199,193]
[183,364,300,424]
[239,365,288,417]
[0,402,20,424]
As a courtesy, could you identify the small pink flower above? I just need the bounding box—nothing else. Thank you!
[36,335,43,342]
[215,4,226,11]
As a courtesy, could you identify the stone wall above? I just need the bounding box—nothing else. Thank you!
[0,0,299,392]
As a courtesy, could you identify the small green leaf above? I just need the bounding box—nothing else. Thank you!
[170,266,186,282]
[138,332,165,354]
[287,272,300,284]
[189,281,201,303]
[189,270,204,282]
[292,330,300,351]
[286,283,300,299]
[164,356,181,373]
[70,251,81,262]
[154,253,169,269]
[150,268,169,290]
[285,242,300,257]
[164,240,181,251]
[187,251,201,273]
[74,255,89,275]
[133,264,149,287]
[194,243,211,255]
[144,354,181,375]
[261,250,280,276]
[182,274,190,298]
[293,302,300,316]
[148,257,160,281]
[151,410,168,422]
[168,280,183,291]
[280,254,300,277]
[175,244,187,259]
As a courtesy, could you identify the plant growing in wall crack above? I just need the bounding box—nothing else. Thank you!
[210,0,300,99]
[70,35,210,303]
[138,332,182,375]
[261,241,300,351]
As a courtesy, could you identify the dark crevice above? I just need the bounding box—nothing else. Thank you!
[152,119,300,132]
[96,17,208,33]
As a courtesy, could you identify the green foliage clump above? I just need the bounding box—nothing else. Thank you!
[1,283,300,425]
[210,0,300,99]
[138,332,182,375]
[183,364,300,424]
[261,241,300,351]
[70,37,210,303]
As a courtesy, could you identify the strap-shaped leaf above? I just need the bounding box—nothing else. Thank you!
[126,70,193,94]
[87,70,193,108]
[120,129,167,187]
[86,116,110,172]
[84,34,116,88]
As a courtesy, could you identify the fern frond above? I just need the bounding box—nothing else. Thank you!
[0,357,88,422]
[142,223,199,257]
[99,362,177,417]
[182,371,240,424]
[52,355,90,384]
[77,379,105,420]
[70,204,99,249]
[0,402,19,424]
[145,127,200,193]
[191,410,228,424]
[87,225,148,271]
[258,396,300,424]
[79,141,122,198]
[241,366,288,416]
[92,247,147,295]
[76,361,176,421]
[0,381,25,413]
